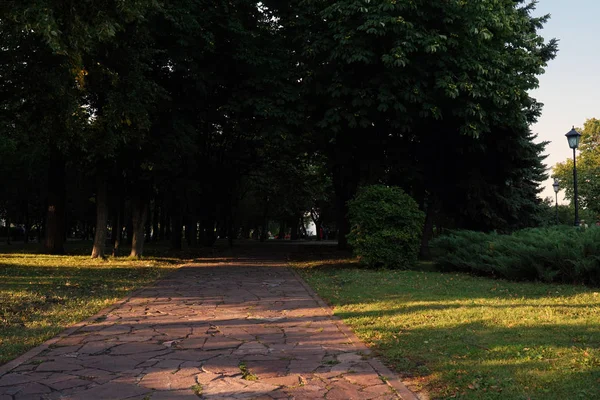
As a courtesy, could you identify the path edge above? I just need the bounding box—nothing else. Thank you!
[0,263,186,377]
[290,268,420,400]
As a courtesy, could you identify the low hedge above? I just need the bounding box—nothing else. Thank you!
[432,226,600,285]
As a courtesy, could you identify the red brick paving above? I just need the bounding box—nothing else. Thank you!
[0,250,417,400]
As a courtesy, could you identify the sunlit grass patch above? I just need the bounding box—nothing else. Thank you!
[296,262,600,400]
[0,243,189,365]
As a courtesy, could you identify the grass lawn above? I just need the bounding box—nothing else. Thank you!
[295,254,600,400]
[0,242,197,365]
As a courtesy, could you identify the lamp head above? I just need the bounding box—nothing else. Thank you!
[566,126,582,149]
[552,178,559,193]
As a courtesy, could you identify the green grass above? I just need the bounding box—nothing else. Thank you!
[0,242,197,365]
[295,256,600,400]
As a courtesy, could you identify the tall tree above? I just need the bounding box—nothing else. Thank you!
[270,0,557,247]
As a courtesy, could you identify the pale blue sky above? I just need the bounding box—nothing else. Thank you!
[531,0,599,201]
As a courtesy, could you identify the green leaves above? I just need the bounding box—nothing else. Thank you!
[554,118,600,217]
[348,185,425,268]
[433,226,600,285]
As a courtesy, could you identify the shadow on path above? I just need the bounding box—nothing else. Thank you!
[0,245,415,400]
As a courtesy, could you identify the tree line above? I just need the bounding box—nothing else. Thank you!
[0,0,557,257]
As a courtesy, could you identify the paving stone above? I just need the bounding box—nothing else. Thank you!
[0,373,38,387]
[110,343,167,355]
[202,336,243,351]
[147,389,200,400]
[177,337,206,350]
[361,384,394,398]
[44,346,83,358]
[14,393,54,400]
[232,342,269,356]
[337,353,363,363]
[65,381,151,400]
[17,382,51,395]
[72,368,114,383]
[53,335,87,347]
[139,367,200,391]
[201,356,244,376]
[45,377,90,391]
[285,385,327,399]
[344,370,383,388]
[260,375,302,387]
[78,341,120,355]
[243,360,289,379]
[83,355,140,372]
[325,379,364,400]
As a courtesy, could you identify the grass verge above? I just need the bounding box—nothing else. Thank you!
[295,255,600,400]
[0,242,194,365]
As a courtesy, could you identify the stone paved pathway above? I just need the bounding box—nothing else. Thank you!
[0,254,416,400]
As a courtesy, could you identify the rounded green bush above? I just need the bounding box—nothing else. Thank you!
[347,185,425,268]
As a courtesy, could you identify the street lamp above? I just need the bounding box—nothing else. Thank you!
[552,178,560,225]
[565,126,582,226]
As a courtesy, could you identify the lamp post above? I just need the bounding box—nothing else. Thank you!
[552,178,560,225]
[565,126,582,226]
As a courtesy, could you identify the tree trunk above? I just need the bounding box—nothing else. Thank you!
[24,204,30,244]
[5,215,10,245]
[277,220,285,240]
[260,218,268,242]
[112,206,122,257]
[186,219,197,246]
[202,218,216,246]
[290,217,299,241]
[241,226,250,239]
[158,206,166,240]
[299,217,308,238]
[145,211,152,244]
[45,152,66,254]
[227,216,235,247]
[332,160,359,250]
[171,213,183,250]
[110,213,118,245]
[165,215,171,240]
[419,200,437,260]
[91,172,109,258]
[129,191,148,258]
[152,203,160,242]
[37,218,43,243]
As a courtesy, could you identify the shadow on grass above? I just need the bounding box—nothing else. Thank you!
[341,318,600,399]
[297,254,600,399]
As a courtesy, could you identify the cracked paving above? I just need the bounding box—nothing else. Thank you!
[0,256,410,400]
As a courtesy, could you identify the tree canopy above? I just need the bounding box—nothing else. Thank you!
[0,0,557,255]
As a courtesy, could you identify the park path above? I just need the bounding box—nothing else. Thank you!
[0,247,417,400]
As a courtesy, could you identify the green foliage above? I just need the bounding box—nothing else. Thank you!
[347,185,424,268]
[538,197,597,227]
[432,226,600,285]
[0,0,558,255]
[554,118,600,216]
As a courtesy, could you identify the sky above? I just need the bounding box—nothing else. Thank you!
[531,0,600,202]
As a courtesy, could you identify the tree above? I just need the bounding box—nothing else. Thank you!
[270,0,557,248]
[0,0,558,256]
[553,118,600,221]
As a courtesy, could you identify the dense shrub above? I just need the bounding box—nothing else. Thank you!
[347,185,425,268]
[432,226,600,285]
